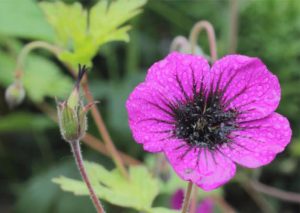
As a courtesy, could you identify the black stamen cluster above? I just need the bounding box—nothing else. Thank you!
[172,90,238,150]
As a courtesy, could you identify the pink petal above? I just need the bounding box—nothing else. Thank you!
[126,52,211,153]
[145,52,211,102]
[221,113,291,168]
[163,140,236,191]
[211,55,280,121]
[126,82,175,152]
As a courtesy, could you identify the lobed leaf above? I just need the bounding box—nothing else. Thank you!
[53,162,159,211]
[39,0,147,67]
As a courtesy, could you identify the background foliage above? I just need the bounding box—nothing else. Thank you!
[0,0,299,212]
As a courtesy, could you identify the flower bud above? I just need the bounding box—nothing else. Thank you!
[57,65,92,142]
[57,100,87,142]
[5,80,25,108]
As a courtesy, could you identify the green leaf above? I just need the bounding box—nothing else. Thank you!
[0,49,73,103]
[39,0,147,66]
[151,207,180,213]
[39,2,87,47]
[53,163,159,211]
[89,0,147,44]
[0,0,54,41]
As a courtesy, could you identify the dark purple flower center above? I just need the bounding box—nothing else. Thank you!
[172,88,238,151]
[142,71,244,152]
[156,70,244,152]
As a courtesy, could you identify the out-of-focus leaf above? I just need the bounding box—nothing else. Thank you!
[0,50,73,103]
[0,112,54,132]
[39,0,147,67]
[38,2,87,47]
[89,0,146,44]
[39,1,90,66]
[0,0,54,40]
[53,162,159,211]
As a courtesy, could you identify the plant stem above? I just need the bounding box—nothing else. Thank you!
[188,20,218,62]
[15,41,61,79]
[82,81,129,179]
[70,140,105,213]
[181,181,194,213]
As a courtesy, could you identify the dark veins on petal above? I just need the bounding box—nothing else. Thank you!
[137,64,259,158]
[148,67,249,152]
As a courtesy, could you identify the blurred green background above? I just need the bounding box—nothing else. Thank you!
[0,0,300,212]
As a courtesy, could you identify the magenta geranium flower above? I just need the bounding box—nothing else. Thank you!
[126,52,291,191]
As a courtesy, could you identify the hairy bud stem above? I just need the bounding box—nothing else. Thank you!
[71,140,105,213]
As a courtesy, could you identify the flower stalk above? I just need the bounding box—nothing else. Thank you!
[71,140,105,213]
[5,41,61,108]
[15,41,61,79]
[188,20,217,62]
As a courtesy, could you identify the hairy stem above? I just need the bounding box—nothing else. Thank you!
[15,41,61,79]
[181,182,194,213]
[82,81,129,179]
[188,20,218,62]
[70,140,105,213]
